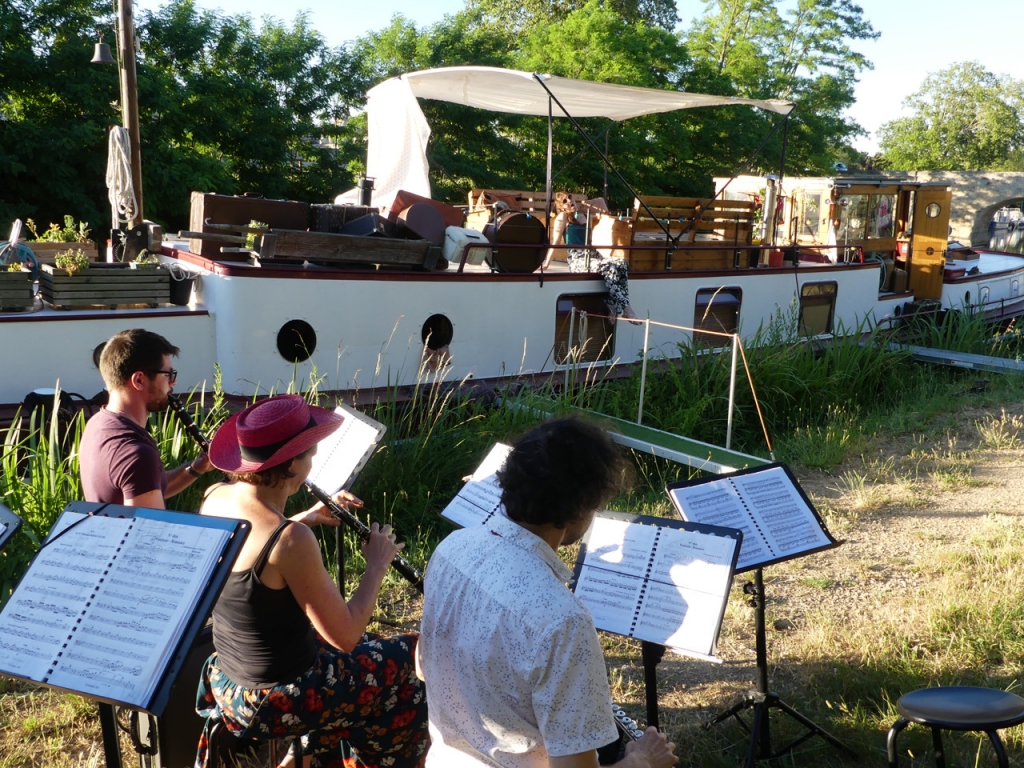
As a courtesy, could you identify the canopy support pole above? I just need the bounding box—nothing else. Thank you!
[545,97,553,226]
[532,74,670,241]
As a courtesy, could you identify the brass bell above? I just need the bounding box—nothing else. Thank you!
[91,31,114,64]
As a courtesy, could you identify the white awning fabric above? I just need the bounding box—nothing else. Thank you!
[391,66,795,120]
[338,67,793,208]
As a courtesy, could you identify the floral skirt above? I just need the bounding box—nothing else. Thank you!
[566,249,631,315]
[195,633,428,768]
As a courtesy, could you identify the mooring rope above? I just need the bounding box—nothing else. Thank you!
[106,126,137,226]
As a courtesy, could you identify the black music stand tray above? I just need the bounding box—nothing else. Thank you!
[705,568,854,766]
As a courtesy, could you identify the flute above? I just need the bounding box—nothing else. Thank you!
[167,393,425,592]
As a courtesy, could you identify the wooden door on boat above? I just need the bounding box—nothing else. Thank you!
[908,187,951,300]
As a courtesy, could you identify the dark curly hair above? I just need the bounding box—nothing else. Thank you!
[497,417,626,529]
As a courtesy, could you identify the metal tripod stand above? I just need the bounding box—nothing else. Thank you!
[706,568,855,767]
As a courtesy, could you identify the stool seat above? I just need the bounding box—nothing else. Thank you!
[897,686,1024,730]
[888,686,1024,768]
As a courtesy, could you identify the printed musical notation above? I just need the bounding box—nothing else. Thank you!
[573,515,740,660]
[0,509,232,707]
[306,404,386,496]
[439,444,511,528]
[668,465,835,572]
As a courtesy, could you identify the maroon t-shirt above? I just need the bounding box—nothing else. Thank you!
[79,408,167,504]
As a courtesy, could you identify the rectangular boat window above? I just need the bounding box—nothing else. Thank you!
[867,194,896,239]
[792,192,821,243]
[837,194,869,241]
[799,282,837,337]
[555,294,615,364]
[693,287,742,347]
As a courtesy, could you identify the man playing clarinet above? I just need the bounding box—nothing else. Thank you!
[418,417,678,768]
[80,328,212,507]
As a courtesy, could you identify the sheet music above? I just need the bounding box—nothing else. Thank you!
[0,510,230,709]
[307,405,385,495]
[730,469,830,555]
[0,514,130,681]
[668,465,831,571]
[44,515,228,704]
[439,444,512,528]
[573,516,739,659]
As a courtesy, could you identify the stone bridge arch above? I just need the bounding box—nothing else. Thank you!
[902,171,1024,245]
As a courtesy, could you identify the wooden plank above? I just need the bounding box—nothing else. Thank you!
[268,229,431,266]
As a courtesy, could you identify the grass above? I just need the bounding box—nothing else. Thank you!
[6,312,1024,765]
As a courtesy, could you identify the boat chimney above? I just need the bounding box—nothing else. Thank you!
[357,177,375,207]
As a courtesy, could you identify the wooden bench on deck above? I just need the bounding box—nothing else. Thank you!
[629,196,756,271]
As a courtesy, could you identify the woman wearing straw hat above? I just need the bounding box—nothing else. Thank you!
[194,394,428,768]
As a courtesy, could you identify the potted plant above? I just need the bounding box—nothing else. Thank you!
[22,216,97,265]
[0,262,34,312]
[40,248,171,309]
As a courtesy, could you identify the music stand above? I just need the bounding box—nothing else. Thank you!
[667,463,854,765]
[0,502,23,552]
[0,502,249,768]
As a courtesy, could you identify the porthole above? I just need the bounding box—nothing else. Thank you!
[276,320,316,363]
[421,314,454,350]
[964,291,971,305]
[981,286,990,305]
[925,202,941,218]
[1012,280,1019,297]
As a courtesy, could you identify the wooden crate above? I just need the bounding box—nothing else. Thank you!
[0,271,34,311]
[39,263,171,309]
[23,241,99,265]
[189,192,309,260]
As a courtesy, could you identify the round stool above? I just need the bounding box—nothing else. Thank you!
[887,686,1024,768]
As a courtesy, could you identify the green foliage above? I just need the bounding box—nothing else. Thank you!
[24,216,91,243]
[0,402,85,606]
[878,62,1024,171]
[1,0,370,232]
[53,248,89,274]
[684,0,879,174]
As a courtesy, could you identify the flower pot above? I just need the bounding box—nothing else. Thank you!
[40,263,170,308]
[0,270,34,311]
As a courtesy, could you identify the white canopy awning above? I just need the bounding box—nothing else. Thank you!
[339,67,794,209]
[391,66,795,120]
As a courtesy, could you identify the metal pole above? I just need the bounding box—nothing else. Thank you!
[565,307,576,390]
[118,0,144,226]
[637,317,651,425]
[726,334,738,450]
[545,97,553,226]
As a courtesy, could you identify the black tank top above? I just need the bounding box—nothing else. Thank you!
[212,521,317,688]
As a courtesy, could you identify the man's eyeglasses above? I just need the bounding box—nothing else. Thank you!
[149,369,178,384]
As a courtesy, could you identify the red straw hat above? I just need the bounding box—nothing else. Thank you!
[209,394,343,473]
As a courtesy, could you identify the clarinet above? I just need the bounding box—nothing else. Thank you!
[612,704,645,742]
[167,394,425,593]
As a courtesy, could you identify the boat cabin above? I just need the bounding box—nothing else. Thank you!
[716,176,954,300]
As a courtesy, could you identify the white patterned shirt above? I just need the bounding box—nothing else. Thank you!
[420,512,617,768]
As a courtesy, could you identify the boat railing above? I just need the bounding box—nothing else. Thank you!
[453,240,867,273]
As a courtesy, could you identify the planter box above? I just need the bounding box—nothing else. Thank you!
[40,263,170,309]
[22,241,99,265]
[0,271,34,311]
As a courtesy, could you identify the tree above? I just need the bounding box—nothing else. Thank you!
[472,0,678,33]
[684,0,878,173]
[877,61,1024,171]
[0,0,118,228]
[0,0,369,232]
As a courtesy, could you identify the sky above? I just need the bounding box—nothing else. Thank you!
[134,0,1023,154]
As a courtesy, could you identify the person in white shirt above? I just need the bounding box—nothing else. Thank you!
[418,417,678,768]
